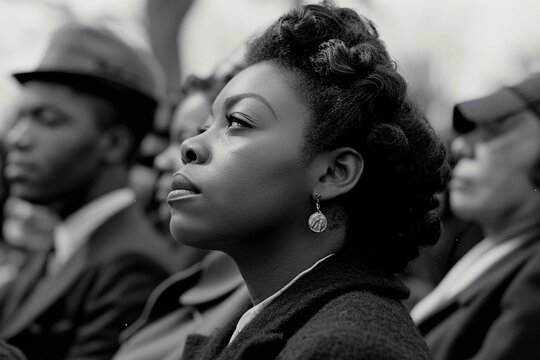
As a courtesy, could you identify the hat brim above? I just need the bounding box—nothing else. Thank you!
[13,71,157,108]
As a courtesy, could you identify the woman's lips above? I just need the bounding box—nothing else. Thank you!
[171,173,200,193]
[168,172,200,203]
[167,189,198,203]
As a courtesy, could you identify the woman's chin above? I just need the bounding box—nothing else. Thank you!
[169,219,215,250]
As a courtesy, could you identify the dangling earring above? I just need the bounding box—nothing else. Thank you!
[308,192,327,233]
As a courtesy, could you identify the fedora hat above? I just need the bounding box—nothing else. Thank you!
[453,74,540,134]
[13,21,159,107]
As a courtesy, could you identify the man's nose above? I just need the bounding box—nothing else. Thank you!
[451,135,475,163]
[6,120,32,150]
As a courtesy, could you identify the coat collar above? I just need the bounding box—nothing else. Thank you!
[183,249,409,360]
[417,237,540,333]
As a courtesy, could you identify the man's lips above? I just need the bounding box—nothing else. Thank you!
[3,160,35,180]
[449,176,472,191]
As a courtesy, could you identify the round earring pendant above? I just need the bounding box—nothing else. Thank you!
[308,212,327,233]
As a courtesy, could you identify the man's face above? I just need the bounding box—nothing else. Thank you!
[449,110,540,226]
[4,81,108,206]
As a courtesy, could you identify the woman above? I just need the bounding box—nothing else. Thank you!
[170,3,449,359]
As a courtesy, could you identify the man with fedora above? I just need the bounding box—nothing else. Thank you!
[411,74,540,359]
[0,22,175,360]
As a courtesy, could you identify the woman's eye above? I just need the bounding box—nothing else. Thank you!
[225,113,253,130]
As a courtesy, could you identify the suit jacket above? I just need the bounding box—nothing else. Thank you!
[417,236,540,360]
[182,249,430,360]
[0,205,174,360]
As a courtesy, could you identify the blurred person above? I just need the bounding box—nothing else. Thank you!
[0,197,60,292]
[411,74,540,359]
[0,126,59,295]
[153,74,235,235]
[2,197,60,251]
[0,22,175,360]
[170,3,449,359]
[403,191,484,309]
[113,72,249,360]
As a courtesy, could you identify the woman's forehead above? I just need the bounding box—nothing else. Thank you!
[213,62,306,116]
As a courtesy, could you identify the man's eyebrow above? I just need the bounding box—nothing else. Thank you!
[223,92,278,121]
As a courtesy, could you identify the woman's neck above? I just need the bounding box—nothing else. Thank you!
[227,226,346,305]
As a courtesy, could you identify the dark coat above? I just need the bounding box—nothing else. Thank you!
[417,237,540,360]
[182,250,430,360]
[0,205,174,360]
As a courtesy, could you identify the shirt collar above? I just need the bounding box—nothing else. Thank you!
[411,230,538,324]
[228,253,334,344]
[52,188,136,270]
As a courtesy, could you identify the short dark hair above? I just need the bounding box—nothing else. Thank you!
[246,1,450,272]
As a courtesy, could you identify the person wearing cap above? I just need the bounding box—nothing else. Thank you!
[0,22,175,360]
[411,74,540,359]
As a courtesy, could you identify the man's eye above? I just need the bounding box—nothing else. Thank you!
[35,109,64,125]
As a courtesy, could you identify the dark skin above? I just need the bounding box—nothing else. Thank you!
[4,81,133,219]
[169,61,364,304]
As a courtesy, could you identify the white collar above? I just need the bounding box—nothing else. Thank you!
[49,188,136,274]
[411,234,532,324]
[228,253,334,344]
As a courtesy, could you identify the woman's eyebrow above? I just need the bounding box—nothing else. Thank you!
[224,92,278,121]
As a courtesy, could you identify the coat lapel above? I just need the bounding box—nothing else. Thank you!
[417,239,540,333]
[456,239,540,305]
[0,250,50,326]
[1,245,87,338]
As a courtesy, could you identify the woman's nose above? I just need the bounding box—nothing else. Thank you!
[180,133,210,165]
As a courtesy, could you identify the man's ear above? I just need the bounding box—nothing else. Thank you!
[99,125,134,164]
[311,147,364,200]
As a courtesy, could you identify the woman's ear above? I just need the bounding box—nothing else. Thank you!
[312,147,364,200]
[99,125,134,164]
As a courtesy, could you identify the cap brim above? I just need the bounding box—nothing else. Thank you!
[453,88,525,134]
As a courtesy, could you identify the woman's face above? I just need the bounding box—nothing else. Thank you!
[168,62,315,250]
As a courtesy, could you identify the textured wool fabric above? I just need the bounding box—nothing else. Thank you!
[182,248,430,360]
